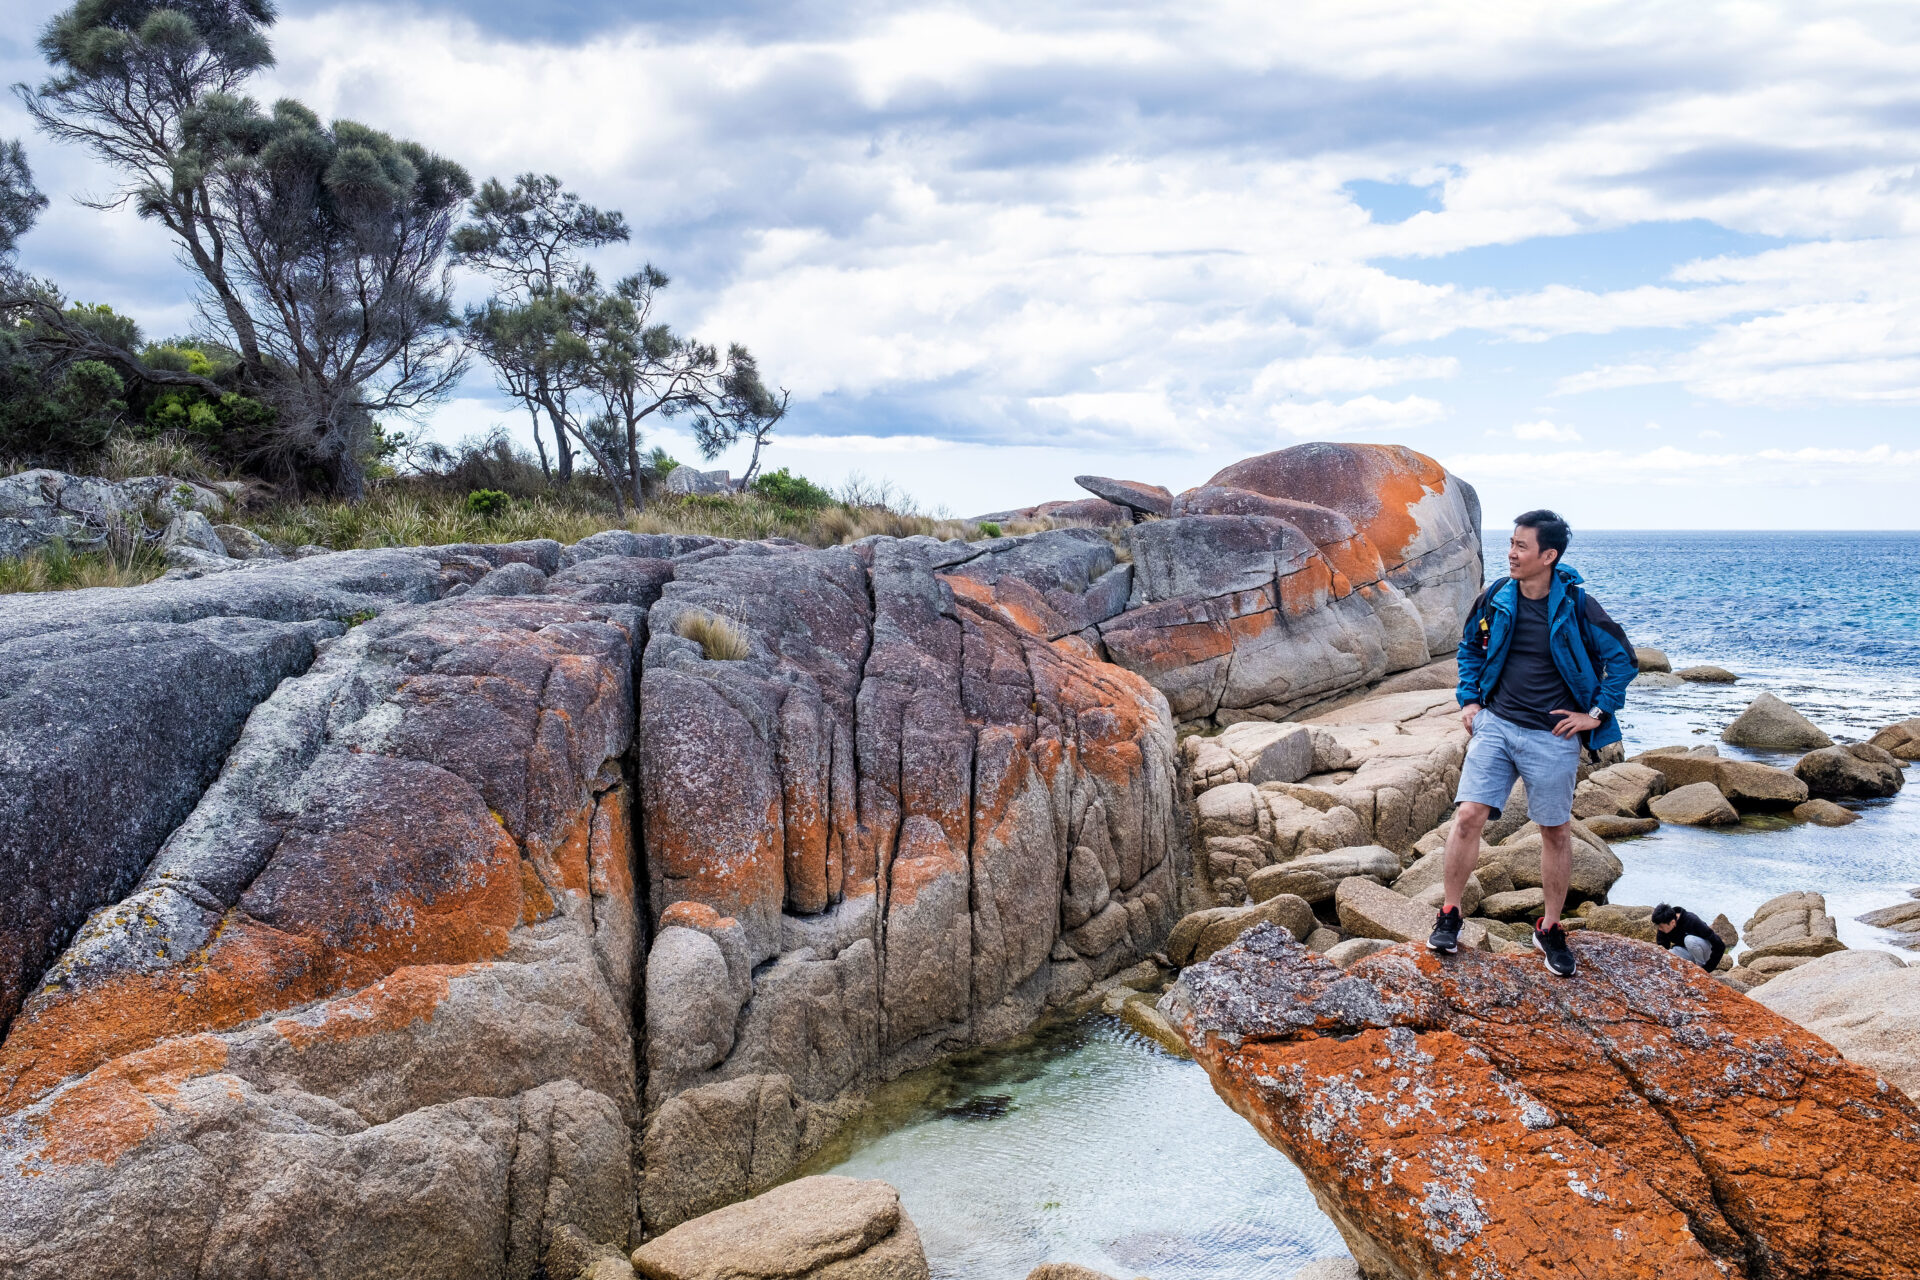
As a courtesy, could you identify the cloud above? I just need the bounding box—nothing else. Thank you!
[775,433,951,452]
[1503,419,1582,442]
[1441,444,1920,487]
[1267,394,1446,437]
[7,0,1920,475]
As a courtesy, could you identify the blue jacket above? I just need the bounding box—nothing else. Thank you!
[1455,564,1635,751]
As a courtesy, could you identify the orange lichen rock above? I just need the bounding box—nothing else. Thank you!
[1096,443,1480,725]
[1205,441,1456,570]
[1170,925,1920,1280]
[0,595,637,1118]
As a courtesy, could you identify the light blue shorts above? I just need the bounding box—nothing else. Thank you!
[1454,709,1582,827]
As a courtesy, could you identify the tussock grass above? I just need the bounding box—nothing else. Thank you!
[0,537,167,594]
[97,433,234,485]
[1,459,1075,597]
[247,479,995,553]
[677,610,751,661]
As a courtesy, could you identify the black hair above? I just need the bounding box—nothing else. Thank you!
[1651,903,1681,926]
[1513,509,1571,564]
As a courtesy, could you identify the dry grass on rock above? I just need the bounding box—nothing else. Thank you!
[676,610,751,661]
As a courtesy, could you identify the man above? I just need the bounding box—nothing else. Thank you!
[1652,903,1728,971]
[1428,510,1635,976]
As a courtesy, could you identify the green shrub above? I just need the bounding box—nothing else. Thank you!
[978,521,1002,538]
[750,467,833,510]
[464,488,510,518]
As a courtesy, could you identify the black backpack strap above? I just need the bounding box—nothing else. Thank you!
[1575,587,1637,673]
[1469,576,1510,627]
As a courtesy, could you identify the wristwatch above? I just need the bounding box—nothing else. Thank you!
[1589,706,1605,722]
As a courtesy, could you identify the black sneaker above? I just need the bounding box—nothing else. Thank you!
[1427,906,1463,953]
[1534,921,1576,977]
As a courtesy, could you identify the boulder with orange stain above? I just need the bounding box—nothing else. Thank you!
[1098,443,1481,724]
[1169,924,1920,1280]
[634,532,1183,1231]
[0,585,646,1280]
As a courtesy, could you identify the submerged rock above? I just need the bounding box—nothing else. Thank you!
[1170,924,1920,1279]
[1675,664,1737,683]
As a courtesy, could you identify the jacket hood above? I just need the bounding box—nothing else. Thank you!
[1554,563,1585,586]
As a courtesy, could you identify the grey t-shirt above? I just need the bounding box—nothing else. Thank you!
[1487,593,1578,733]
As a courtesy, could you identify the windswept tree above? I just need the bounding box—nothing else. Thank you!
[188,100,472,496]
[584,267,786,510]
[0,138,49,263]
[452,173,627,481]
[456,174,790,511]
[14,0,473,498]
[688,345,789,488]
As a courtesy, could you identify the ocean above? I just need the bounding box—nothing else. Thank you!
[821,529,1920,1280]
[1542,530,1920,948]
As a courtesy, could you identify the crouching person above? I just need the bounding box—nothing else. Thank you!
[1654,902,1727,971]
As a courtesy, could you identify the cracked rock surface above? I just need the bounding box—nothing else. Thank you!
[1168,924,1920,1280]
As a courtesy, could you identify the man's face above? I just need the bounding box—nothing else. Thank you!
[1509,525,1557,576]
[1656,917,1676,933]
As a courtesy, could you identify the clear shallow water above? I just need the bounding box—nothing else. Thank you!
[811,1017,1348,1279]
[821,531,1920,1278]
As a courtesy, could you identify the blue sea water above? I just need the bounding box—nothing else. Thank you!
[1533,531,1920,948]
[822,530,1920,1280]
[1541,530,1920,678]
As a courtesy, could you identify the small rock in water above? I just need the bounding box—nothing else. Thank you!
[1028,1264,1135,1280]
[940,1093,1014,1121]
[1794,743,1906,800]
[1869,717,1920,762]
[1721,691,1833,750]
[1634,645,1672,672]
[1794,798,1860,826]
[1582,813,1659,839]
[1857,898,1920,930]
[631,1175,930,1280]
[1291,1262,1365,1280]
[1631,670,1684,689]
[1117,993,1192,1058]
[1648,781,1739,826]
[1676,664,1738,683]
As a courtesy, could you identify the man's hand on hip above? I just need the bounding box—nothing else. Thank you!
[1461,702,1481,733]
[1551,709,1602,738]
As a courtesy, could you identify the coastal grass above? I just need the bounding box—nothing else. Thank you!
[243,478,996,553]
[0,537,167,594]
[0,466,1129,595]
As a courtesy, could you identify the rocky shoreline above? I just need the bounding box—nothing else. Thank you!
[4,441,1918,1280]
[0,443,1482,1278]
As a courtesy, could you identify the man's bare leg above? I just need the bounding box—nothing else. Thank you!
[1538,821,1573,927]
[1442,802,1492,911]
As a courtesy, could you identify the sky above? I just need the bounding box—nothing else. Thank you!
[5,0,1920,528]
